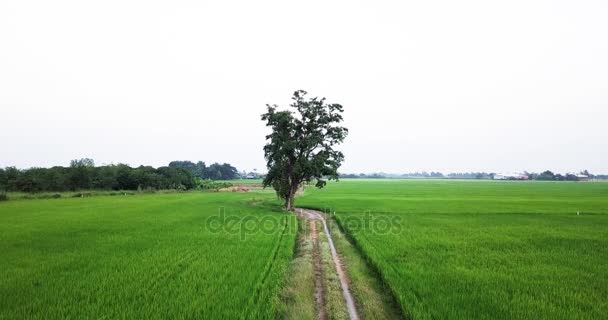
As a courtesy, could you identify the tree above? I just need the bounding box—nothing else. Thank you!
[261,90,348,211]
[206,163,223,180]
[537,170,556,181]
[69,158,95,190]
[116,164,138,190]
[3,167,20,191]
[0,168,6,191]
[581,169,593,178]
[169,161,208,179]
[204,163,238,180]
[219,163,238,180]
[157,166,196,189]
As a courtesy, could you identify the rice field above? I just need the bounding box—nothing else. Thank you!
[298,179,608,319]
[0,192,295,319]
[3,179,607,319]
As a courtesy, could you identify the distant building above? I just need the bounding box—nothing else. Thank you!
[244,172,259,179]
[576,174,590,181]
[493,172,529,180]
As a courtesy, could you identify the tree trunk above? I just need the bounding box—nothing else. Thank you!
[285,196,293,211]
[284,185,297,211]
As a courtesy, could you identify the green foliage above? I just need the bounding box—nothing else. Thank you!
[169,161,239,180]
[206,163,239,180]
[298,179,608,320]
[71,192,92,198]
[0,160,201,193]
[537,170,556,180]
[261,90,348,210]
[0,193,8,201]
[69,158,95,190]
[169,161,207,178]
[0,168,7,191]
[0,192,295,319]
[1,158,241,194]
[195,178,233,191]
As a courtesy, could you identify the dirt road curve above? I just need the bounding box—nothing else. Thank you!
[295,208,360,320]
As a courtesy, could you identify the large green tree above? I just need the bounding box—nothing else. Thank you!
[261,90,348,211]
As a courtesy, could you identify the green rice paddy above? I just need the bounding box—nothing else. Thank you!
[0,192,295,319]
[1,180,607,319]
[299,180,608,319]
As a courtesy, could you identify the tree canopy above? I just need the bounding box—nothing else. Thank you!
[0,159,240,193]
[169,161,238,180]
[261,90,348,210]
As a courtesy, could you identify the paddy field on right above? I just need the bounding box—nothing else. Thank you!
[299,179,608,320]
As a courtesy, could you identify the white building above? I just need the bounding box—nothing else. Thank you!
[494,172,529,180]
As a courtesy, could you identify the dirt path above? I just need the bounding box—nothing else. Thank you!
[310,219,326,320]
[295,208,360,320]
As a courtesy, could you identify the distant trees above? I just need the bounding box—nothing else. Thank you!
[0,159,239,193]
[207,163,238,180]
[69,158,95,190]
[581,170,593,179]
[0,168,6,191]
[169,161,238,180]
[169,161,206,178]
[338,170,601,181]
[537,170,556,181]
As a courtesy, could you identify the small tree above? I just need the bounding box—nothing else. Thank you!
[537,170,556,181]
[261,90,348,211]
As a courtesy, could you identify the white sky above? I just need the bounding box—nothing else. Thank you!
[1,0,607,174]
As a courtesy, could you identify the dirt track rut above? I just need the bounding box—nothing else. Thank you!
[295,208,360,320]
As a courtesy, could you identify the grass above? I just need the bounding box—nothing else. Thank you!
[221,179,264,185]
[280,215,403,320]
[319,219,349,320]
[0,192,296,319]
[279,218,316,320]
[4,189,189,201]
[298,179,608,320]
[3,179,607,319]
[327,218,404,320]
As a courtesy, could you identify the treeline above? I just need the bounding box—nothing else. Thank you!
[339,172,486,179]
[340,170,603,181]
[0,159,240,193]
[529,170,590,181]
[447,172,493,179]
[167,161,238,180]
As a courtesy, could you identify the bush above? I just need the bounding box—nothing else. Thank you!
[0,193,8,201]
[142,187,157,194]
[37,193,62,199]
[196,179,233,191]
[72,192,92,198]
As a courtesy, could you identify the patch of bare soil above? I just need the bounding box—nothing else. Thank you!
[218,186,250,192]
[234,183,264,188]
[295,208,324,221]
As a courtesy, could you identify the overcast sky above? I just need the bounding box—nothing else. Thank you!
[1,0,607,174]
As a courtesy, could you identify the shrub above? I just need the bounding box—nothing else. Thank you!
[0,193,8,201]
[37,193,62,199]
[72,192,92,198]
[196,179,233,191]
